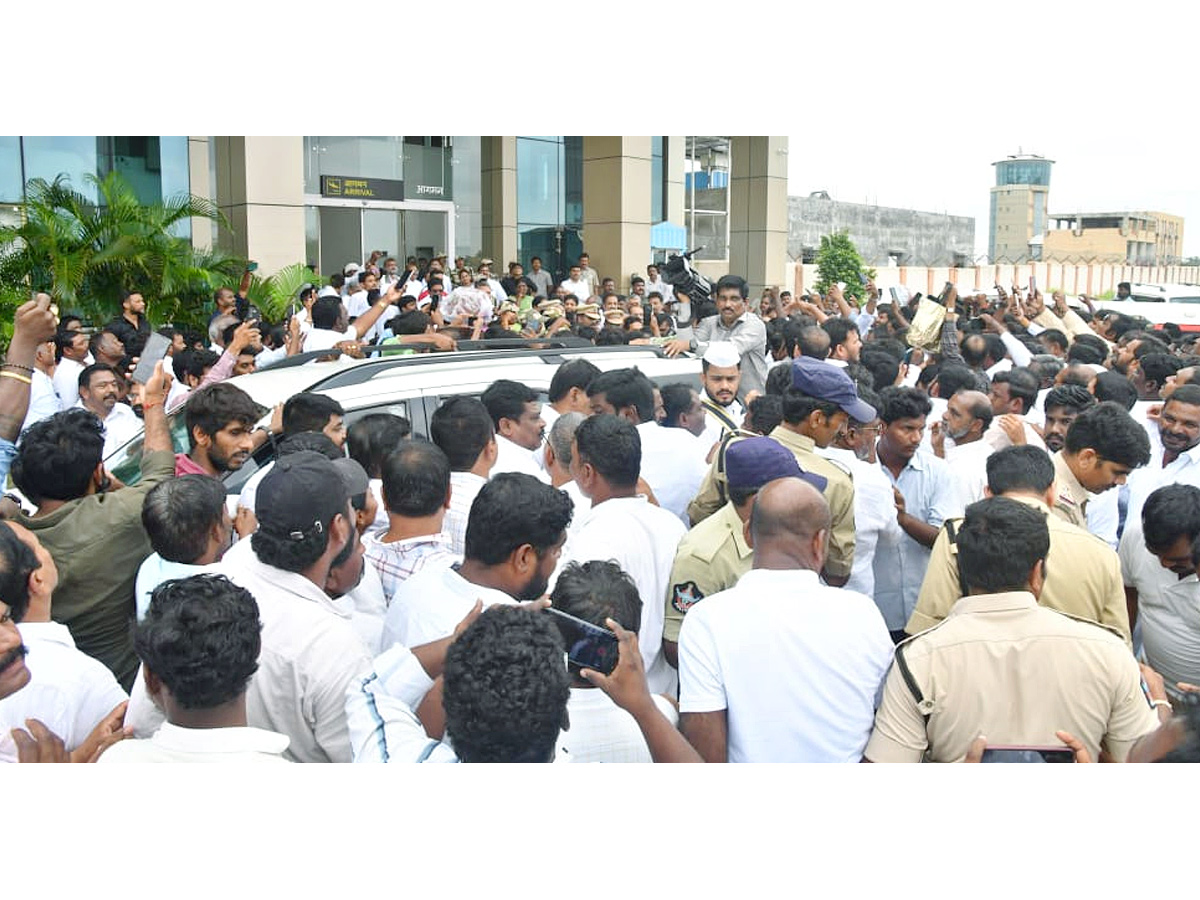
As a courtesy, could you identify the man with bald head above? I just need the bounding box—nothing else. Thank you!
[677,477,894,762]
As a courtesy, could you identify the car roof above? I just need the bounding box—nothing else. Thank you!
[222,345,693,409]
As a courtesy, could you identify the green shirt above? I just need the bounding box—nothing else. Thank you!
[18,449,176,689]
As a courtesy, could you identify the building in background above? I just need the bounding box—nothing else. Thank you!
[788,192,974,267]
[0,135,790,297]
[0,137,192,234]
[1043,210,1183,266]
[989,153,1053,264]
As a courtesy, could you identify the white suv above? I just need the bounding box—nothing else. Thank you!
[1093,283,1200,333]
[105,345,704,496]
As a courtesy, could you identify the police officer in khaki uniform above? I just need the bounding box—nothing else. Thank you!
[865,497,1163,764]
[1048,402,1150,531]
[686,357,866,588]
[906,446,1131,645]
[661,437,827,669]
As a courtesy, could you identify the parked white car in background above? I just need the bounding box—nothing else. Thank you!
[1093,283,1200,333]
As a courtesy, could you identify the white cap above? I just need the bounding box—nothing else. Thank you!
[318,286,340,299]
[344,262,362,276]
[702,341,741,368]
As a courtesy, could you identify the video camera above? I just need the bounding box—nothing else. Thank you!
[660,249,713,307]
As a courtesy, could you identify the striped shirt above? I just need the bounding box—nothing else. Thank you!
[362,531,460,607]
[444,471,488,555]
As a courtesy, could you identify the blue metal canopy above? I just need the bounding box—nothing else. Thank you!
[650,220,688,250]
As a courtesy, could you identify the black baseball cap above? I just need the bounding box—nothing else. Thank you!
[257,451,353,541]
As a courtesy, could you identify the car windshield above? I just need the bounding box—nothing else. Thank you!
[106,413,189,487]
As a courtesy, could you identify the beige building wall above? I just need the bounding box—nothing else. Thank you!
[990,185,1046,262]
[1152,212,1184,262]
[212,136,306,276]
[582,136,652,294]
[1044,211,1186,265]
[187,136,212,251]
[481,137,518,266]
[1043,229,1126,263]
[664,136,686,227]
[729,136,789,296]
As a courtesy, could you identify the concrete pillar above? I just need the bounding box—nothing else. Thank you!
[664,136,686,226]
[729,136,789,297]
[213,136,306,276]
[481,137,518,266]
[582,136,652,294]
[187,136,212,251]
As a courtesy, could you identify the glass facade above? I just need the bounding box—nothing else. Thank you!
[303,136,467,276]
[450,136,482,261]
[994,158,1052,187]
[515,136,583,281]
[684,136,730,261]
[0,137,191,238]
[304,136,458,201]
[0,137,25,203]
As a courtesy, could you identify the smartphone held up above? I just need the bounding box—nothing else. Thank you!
[546,608,620,676]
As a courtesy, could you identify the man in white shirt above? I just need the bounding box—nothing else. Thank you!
[1121,385,1200,532]
[0,522,128,761]
[303,289,402,354]
[823,317,863,366]
[931,389,994,508]
[537,359,602,470]
[481,379,550,482]
[818,386,903,600]
[556,414,687,696]
[536,411,589,534]
[382,473,573,649]
[52,329,91,411]
[379,257,402,293]
[214,452,374,762]
[99,573,289,763]
[349,603,573,763]
[429,397,498,555]
[363,441,460,610]
[696,342,744,451]
[560,264,591,304]
[550,559,680,763]
[1121,484,1200,697]
[984,367,1045,452]
[21,337,60,433]
[645,264,672,305]
[476,260,508,305]
[587,367,706,523]
[77,364,141,459]
[135,475,234,621]
[678,477,894,762]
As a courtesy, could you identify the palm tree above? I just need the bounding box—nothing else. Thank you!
[242,262,325,322]
[0,171,243,332]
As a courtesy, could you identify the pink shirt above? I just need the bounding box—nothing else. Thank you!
[174,453,214,477]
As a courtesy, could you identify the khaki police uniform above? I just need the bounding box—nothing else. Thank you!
[1050,451,1090,531]
[663,501,753,644]
[905,495,1132,646]
[865,591,1159,763]
[686,428,757,526]
[686,425,856,581]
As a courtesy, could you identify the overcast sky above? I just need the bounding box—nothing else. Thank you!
[785,135,1200,261]
[14,0,1196,266]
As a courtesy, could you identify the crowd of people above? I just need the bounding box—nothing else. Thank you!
[2,251,1200,763]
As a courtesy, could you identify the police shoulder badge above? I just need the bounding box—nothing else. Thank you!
[671,581,704,614]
